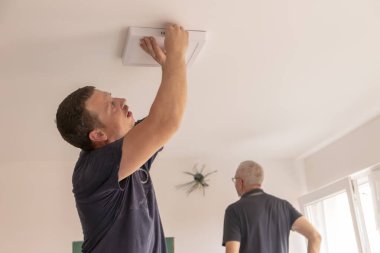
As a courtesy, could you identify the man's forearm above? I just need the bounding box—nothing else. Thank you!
[146,24,188,131]
[307,235,321,253]
[292,216,321,253]
[148,53,187,129]
[225,241,240,253]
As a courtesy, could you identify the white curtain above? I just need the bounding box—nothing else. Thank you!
[369,167,380,232]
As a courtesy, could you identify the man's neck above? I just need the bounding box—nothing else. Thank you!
[92,140,109,149]
[242,185,261,195]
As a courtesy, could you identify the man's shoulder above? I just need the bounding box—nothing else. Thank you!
[262,191,288,202]
[93,138,124,154]
[261,192,297,213]
[225,197,246,212]
[76,138,123,164]
[240,190,291,208]
[72,138,124,194]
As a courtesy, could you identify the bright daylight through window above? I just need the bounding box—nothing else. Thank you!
[299,166,380,253]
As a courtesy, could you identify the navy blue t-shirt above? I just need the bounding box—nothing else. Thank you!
[72,138,166,253]
[223,189,302,253]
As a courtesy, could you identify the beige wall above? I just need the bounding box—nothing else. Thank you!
[0,161,82,253]
[303,115,380,191]
[0,155,306,253]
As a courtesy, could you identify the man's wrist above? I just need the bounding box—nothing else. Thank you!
[166,53,186,61]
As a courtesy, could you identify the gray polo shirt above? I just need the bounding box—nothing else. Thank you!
[72,138,166,253]
[223,189,302,253]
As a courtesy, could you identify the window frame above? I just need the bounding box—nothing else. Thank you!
[299,177,364,253]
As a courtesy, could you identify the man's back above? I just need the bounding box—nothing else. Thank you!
[223,189,302,253]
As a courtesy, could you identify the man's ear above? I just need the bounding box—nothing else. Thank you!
[88,129,108,142]
[238,179,245,195]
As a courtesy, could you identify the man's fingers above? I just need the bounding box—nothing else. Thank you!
[145,37,156,58]
[139,39,149,53]
[139,36,166,65]
[169,24,184,31]
[165,23,179,32]
[139,39,148,52]
[140,37,156,58]
[151,37,165,58]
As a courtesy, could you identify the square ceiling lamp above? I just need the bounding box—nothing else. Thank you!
[122,27,207,66]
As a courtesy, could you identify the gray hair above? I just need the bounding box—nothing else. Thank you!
[236,160,264,186]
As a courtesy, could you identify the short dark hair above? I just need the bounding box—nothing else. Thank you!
[56,86,103,151]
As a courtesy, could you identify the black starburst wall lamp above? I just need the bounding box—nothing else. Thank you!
[177,163,217,196]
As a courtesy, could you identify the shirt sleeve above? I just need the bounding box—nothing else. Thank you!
[73,138,123,197]
[222,205,241,246]
[286,201,303,229]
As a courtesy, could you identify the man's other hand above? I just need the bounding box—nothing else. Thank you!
[140,36,167,66]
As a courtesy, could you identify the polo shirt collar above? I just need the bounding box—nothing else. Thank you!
[241,188,264,198]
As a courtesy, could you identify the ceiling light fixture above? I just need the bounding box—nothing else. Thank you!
[122,27,207,66]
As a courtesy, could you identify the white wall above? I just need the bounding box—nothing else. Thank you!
[0,155,307,253]
[303,115,380,191]
[0,161,82,253]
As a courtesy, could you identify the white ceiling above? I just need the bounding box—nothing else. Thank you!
[1,0,379,163]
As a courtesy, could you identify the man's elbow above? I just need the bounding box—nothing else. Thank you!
[154,116,182,137]
[310,231,322,244]
[147,111,183,130]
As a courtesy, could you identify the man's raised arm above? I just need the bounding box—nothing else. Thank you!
[118,24,189,180]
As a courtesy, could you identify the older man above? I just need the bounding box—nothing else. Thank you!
[223,160,321,253]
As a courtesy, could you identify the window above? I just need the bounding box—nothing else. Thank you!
[299,166,380,253]
[353,172,380,253]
